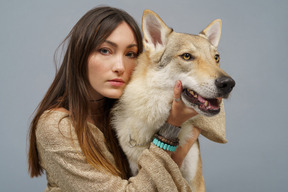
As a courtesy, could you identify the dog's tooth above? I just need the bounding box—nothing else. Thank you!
[204,101,209,107]
[188,89,196,96]
[187,89,199,98]
[218,98,222,105]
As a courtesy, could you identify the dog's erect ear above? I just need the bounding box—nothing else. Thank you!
[200,19,222,47]
[142,10,172,51]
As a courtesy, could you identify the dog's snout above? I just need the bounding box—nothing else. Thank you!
[215,76,235,95]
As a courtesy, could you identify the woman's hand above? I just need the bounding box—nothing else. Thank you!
[167,80,201,167]
[167,80,198,126]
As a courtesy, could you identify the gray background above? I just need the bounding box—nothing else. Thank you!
[1,0,287,191]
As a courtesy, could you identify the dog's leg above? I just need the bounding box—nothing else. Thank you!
[180,139,205,192]
[129,160,138,176]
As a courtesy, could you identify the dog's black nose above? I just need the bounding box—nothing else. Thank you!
[215,76,235,95]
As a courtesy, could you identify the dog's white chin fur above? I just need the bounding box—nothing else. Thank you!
[187,101,227,143]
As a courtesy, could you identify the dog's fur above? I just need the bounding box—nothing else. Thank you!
[112,10,235,191]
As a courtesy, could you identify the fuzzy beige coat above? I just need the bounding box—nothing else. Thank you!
[36,110,192,192]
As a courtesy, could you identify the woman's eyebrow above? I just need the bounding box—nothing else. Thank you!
[104,40,137,49]
[127,44,138,49]
[104,40,117,47]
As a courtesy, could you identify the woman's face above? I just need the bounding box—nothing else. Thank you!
[87,22,138,99]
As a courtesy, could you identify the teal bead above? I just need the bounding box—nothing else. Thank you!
[172,146,177,152]
[157,140,161,147]
[153,138,157,145]
[160,142,164,149]
[163,144,167,150]
[167,145,171,151]
[170,146,174,151]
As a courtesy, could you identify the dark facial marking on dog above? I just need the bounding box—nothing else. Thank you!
[156,48,172,69]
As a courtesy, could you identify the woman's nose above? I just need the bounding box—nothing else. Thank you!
[112,55,125,74]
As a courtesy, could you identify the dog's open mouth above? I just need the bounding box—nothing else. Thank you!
[183,88,221,115]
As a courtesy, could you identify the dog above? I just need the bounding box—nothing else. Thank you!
[112,10,235,191]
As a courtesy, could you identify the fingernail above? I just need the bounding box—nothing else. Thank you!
[177,80,181,89]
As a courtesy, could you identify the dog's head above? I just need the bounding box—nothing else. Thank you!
[141,10,236,143]
[142,10,235,117]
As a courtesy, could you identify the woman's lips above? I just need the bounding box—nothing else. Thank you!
[108,79,125,87]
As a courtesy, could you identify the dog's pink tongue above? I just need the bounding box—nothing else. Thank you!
[198,95,206,103]
[198,95,219,109]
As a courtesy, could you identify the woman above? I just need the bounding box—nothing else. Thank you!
[28,6,200,191]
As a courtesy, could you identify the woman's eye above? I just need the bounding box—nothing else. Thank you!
[99,48,111,55]
[181,53,193,61]
[126,52,138,58]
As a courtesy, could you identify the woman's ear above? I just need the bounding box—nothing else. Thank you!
[142,10,173,52]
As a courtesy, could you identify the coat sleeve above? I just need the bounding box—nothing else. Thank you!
[36,112,192,192]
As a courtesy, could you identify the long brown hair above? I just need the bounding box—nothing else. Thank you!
[28,6,143,179]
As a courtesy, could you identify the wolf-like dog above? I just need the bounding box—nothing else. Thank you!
[112,10,235,191]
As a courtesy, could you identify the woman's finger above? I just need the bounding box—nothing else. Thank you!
[173,80,182,103]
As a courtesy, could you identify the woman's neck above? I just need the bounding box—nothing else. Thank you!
[88,99,106,127]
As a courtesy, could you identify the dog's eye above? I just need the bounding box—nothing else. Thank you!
[215,54,220,63]
[181,53,193,61]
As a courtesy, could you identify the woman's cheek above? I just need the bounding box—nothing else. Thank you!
[127,61,137,78]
